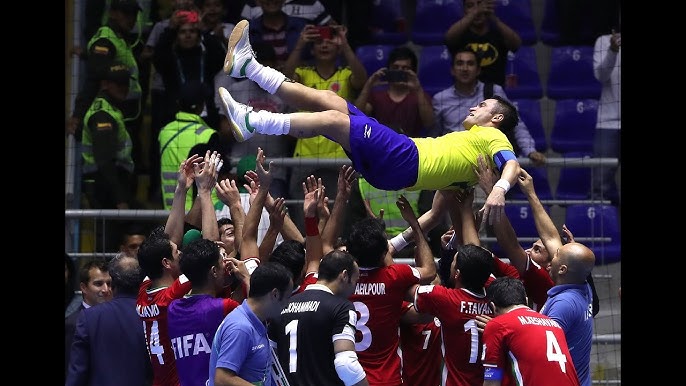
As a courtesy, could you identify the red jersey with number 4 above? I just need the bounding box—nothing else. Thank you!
[137,275,192,386]
[349,264,421,386]
[399,301,442,386]
[482,307,580,386]
[414,285,493,386]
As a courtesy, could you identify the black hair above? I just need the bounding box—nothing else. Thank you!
[78,258,109,285]
[346,217,388,268]
[137,233,172,280]
[451,46,481,67]
[180,238,221,287]
[318,250,358,282]
[269,240,306,284]
[487,276,527,308]
[249,262,293,300]
[455,244,494,291]
[438,248,456,287]
[387,46,418,72]
[490,94,519,134]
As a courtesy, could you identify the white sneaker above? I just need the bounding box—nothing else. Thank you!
[224,19,255,77]
[218,87,255,142]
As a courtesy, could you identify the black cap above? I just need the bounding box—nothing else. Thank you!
[178,81,209,112]
[105,62,132,84]
[110,0,143,14]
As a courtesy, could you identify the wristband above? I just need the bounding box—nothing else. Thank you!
[494,178,511,193]
[389,233,409,251]
[305,216,319,236]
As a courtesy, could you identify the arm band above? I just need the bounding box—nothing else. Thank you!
[305,216,319,236]
[334,351,366,386]
[389,233,409,252]
[494,178,511,193]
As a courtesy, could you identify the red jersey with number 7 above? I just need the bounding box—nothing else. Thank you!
[137,275,192,386]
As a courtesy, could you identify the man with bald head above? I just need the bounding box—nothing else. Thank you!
[517,168,595,386]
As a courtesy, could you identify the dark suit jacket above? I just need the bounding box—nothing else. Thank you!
[65,303,85,377]
[65,294,152,386]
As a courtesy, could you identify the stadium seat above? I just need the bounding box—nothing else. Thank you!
[355,44,395,76]
[539,0,596,46]
[411,0,463,45]
[494,0,537,46]
[546,46,601,100]
[555,152,593,201]
[370,0,409,44]
[503,46,543,99]
[564,204,621,265]
[489,203,550,259]
[549,99,598,154]
[511,98,547,152]
[506,166,553,200]
[417,45,454,96]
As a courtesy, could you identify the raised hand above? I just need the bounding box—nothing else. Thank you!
[179,153,203,190]
[194,150,219,194]
[254,147,273,190]
[396,194,419,227]
[473,154,497,195]
[302,175,321,219]
[337,165,357,197]
[216,178,241,207]
[269,197,287,233]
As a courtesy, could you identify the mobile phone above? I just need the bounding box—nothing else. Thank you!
[383,69,408,83]
[314,25,334,40]
[177,10,199,23]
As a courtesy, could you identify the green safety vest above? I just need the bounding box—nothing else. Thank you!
[159,111,217,211]
[358,178,421,237]
[100,0,152,47]
[82,96,134,174]
[87,25,142,120]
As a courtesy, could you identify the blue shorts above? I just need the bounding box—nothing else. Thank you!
[343,102,419,191]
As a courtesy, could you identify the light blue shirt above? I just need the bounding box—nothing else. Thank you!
[541,283,594,386]
[209,300,270,386]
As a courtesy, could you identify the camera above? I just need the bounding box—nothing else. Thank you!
[383,69,408,83]
[314,25,334,40]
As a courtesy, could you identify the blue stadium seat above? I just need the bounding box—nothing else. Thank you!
[564,204,621,265]
[411,0,463,45]
[539,0,596,46]
[506,166,553,200]
[489,203,550,259]
[546,46,601,100]
[370,0,409,44]
[549,99,598,154]
[417,45,454,96]
[494,0,537,45]
[511,98,547,152]
[503,46,543,99]
[355,44,395,76]
[555,152,593,201]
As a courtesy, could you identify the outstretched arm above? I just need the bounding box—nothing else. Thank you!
[518,168,563,255]
[322,165,357,254]
[258,197,286,262]
[303,175,324,276]
[240,148,273,260]
[480,158,521,228]
[389,190,450,254]
[216,178,245,256]
[194,151,220,241]
[165,153,203,246]
[397,195,436,284]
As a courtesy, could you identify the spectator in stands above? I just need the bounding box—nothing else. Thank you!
[66,255,153,386]
[153,9,225,131]
[241,0,335,25]
[158,81,220,211]
[214,42,293,200]
[68,0,146,195]
[481,276,581,386]
[281,22,367,231]
[65,258,113,379]
[354,45,433,138]
[444,0,522,86]
[118,223,148,258]
[517,168,596,386]
[199,0,236,55]
[433,47,546,166]
[591,26,621,205]
[244,0,309,69]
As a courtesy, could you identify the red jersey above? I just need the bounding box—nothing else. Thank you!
[399,301,442,386]
[137,275,192,386]
[414,285,493,386]
[294,271,318,294]
[522,257,554,312]
[349,264,421,386]
[482,306,580,386]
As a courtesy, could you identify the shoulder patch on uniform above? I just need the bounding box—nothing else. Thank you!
[93,45,109,55]
[96,122,113,130]
[417,284,435,294]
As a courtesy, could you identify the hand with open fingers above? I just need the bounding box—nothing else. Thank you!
[255,147,273,190]
[455,188,475,212]
[337,165,357,196]
[194,150,219,193]
[517,168,535,196]
[396,195,418,225]
[473,154,497,195]
[480,188,506,227]
[179,153,203,190]
[302,175,321,218]
[216,178,241,207]
[225,257,250,282]
[269,197,287,232]
[475,314,493,333]
[561,224,575,244]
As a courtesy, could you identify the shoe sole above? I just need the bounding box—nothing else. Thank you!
[218,87,245,142]
[224,19,249,75]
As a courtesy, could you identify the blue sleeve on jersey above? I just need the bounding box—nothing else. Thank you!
[483,366,503,380]
[494,150,517,171]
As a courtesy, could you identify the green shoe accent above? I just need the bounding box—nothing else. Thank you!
[244,114,255,133]
[239,58,252,77]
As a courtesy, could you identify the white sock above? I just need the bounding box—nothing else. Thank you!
[251,110,291,135]
[246,61,286,95]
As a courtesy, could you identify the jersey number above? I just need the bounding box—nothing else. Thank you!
[352,301,372,351]
[464,319,480,363]
[144,320,165,364]
[546,330,568,372]
[285,320,299,373]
